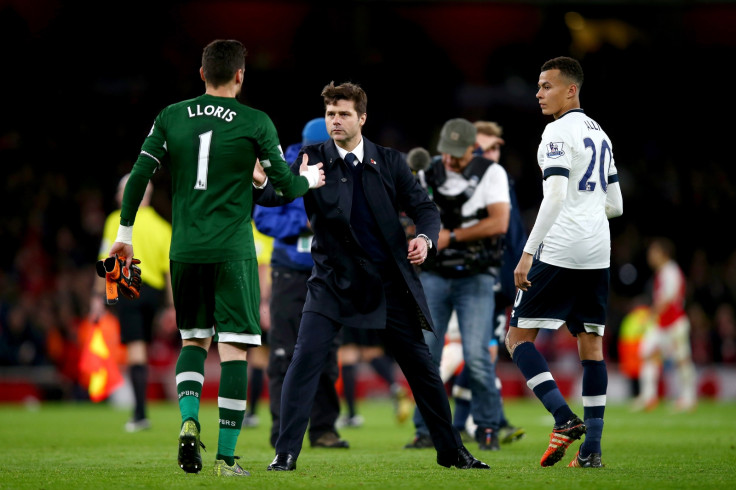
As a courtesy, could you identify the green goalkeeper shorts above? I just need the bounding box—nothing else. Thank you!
[171,259,262,345]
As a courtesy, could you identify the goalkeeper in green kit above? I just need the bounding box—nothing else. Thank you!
[108,39,325,477]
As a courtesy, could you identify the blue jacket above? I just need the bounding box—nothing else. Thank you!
[253,142,314,271]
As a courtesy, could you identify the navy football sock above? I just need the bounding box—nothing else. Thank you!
[513,342,573,425]
[580,359,607,456]
[581,418,604,458]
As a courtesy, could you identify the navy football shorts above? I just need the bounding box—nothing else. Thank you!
[509,259,609,337]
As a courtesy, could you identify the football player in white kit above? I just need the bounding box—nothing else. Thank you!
[506,57,624,469]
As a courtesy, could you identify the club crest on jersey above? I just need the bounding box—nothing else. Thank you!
[546,142,565,159]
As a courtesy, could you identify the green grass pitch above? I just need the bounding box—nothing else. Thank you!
[2,398,735,488]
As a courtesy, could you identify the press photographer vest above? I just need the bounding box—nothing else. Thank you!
[420,156,505,277]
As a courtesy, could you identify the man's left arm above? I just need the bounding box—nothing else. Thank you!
[112,113,167,266]
[444,202,510,248]
[605,151,623,219]
[605,180,623,219]
[440,164,511,249]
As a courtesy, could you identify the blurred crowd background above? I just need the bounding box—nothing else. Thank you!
[2,1,736,400]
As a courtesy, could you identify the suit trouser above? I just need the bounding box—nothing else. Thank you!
[275,272,462,459]
[267,267,341,447]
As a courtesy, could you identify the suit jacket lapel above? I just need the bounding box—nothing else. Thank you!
[361,139,402,246]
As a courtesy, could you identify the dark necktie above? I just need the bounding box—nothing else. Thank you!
[347,150,387,263]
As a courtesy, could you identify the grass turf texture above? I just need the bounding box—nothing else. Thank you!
[2,398,735,489]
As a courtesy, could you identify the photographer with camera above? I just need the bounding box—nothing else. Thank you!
[405,118,510,451]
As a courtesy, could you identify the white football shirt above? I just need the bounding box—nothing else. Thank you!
[535,109,618,269]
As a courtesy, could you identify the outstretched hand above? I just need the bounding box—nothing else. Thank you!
[299,154,326,189]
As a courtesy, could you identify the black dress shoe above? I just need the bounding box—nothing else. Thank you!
[311,431,350,448]
[437,446,491,469]
[267,453,297,471]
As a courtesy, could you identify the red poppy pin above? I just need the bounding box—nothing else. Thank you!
[370,159,376,165]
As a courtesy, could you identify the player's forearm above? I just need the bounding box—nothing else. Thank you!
[264,159,309,200]
[605,181,623,219]
[523,175,566,254]
[120,162,157,226]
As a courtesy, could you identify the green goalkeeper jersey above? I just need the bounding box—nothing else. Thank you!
[120,93,309,263]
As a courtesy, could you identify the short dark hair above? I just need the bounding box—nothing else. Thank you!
[202,40,246,87]
[541,56,584,88]
[321,81,367,115]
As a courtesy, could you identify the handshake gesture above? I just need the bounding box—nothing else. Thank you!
[299,154,326,189]
[252,154,325,190]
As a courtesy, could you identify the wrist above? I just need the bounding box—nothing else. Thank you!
[253,176,268,189]
[417,233,432,250]
[449,229,457,245]
[115,224,133,245]
[301,165,320,188]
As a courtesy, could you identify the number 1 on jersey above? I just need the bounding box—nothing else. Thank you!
[195,130,212,190]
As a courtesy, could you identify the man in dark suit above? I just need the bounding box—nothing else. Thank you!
[266,81,490,472]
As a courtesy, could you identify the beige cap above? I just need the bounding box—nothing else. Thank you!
[437,118,477,158]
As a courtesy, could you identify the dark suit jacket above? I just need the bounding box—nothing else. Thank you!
[260,137,440,331]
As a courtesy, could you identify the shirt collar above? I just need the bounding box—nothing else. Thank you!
[334,138,365,165]
[559,108,585,119]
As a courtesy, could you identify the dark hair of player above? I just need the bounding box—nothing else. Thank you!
[541,56,584,89]
[202,39,246,88]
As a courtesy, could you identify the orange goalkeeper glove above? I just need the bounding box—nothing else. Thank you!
[96,255,142,304]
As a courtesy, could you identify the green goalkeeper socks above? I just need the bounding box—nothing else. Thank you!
[176,345,207,431]
[216,360,248,466]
